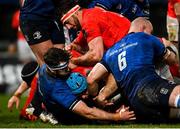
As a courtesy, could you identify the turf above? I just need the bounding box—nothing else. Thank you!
[1,94,180,128]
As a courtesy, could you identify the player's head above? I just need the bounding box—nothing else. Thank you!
[60,4,82,31]
[129,17,153,34]
[66,72,88,95]
[21,61,40,86]
[44,47,71,77]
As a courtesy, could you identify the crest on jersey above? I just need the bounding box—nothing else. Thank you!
[33,31,42,40]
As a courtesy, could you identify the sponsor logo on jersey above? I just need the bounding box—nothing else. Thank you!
[160,88,168,95]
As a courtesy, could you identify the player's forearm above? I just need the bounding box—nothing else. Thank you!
[75,101,119,121]
[84,106,119,121]
[99,74,118,99]
[87,81,99,97]
[71,51,100,66]
[71,43,87,54]
[14,81,29,97]
[164,49,177,65]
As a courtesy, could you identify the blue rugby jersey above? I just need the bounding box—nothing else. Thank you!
[88,0,149,21]
[100,32,166,102]
[38,64,80,110]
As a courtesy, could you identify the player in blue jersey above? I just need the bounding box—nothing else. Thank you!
[74,0,149,21]
[19,0,65,65]
[38,47,135,124]
[87,18,180,122]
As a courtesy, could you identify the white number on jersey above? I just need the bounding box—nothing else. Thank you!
[118,51,127,71]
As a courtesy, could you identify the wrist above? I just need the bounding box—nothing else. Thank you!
[113,113,120,121]
[13,93,21,98]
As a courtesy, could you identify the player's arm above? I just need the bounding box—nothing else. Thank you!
[87,63,109,97]
[72,100,135,121]
[94,73,118,107]
[65,40,87,54]
[8,81,29,111]
[163,47,177,65]
[71,36,104,66]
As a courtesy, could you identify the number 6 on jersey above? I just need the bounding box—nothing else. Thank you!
[118,51,127,71]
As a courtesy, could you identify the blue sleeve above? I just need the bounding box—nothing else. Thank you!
[95,0,119,10]
[100,53,111,72]
[51,81,80,110]
[150,35,166,58]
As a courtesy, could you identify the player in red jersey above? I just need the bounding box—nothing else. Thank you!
[167,0,180,77]
[167,0,180,43]
[61,5,131,68]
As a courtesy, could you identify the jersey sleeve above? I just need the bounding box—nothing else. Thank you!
[95,0,114,10]
[151,35,166,58]
[51,81,80,110]
[99,53,111,72]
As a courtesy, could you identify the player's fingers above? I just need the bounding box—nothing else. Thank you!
[116,105,125,112]
[129,117,136,120]
[7,101,14,111]
[16,100,20,109]
[124,106,130,111]
[105,102,114,106]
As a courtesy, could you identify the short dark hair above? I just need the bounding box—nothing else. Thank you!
[21,61,39,86]
[57,0,77,18]
[44,48,70,68]
[57,0,87,18]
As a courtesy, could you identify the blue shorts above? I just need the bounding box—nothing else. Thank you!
[131,76,177,122]
[20,19,65,45]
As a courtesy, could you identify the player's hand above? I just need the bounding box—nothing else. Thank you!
[93,95,114,108]
[65,43,78,52]
[161,37,172,47]
[7,96,20,111]
[116,105,136,121]
[65,44,73,52]
[68,60,78,69]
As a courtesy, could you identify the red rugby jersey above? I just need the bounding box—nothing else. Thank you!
[76,8,131,50]
[168,0,180,18]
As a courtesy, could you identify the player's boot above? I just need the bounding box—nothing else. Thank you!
[46,113,58,125]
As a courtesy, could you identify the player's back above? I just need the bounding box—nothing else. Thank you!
[102,32,165,98]
[82,8,130,49]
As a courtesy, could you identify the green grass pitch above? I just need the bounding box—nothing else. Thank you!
[1,94,180,128]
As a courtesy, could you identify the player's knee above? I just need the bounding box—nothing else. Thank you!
[169,86,180,107]
[174,95,180,107]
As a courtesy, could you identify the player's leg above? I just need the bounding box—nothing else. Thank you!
[168,85,180,107]
[29,41,53,65]
[19,19,65,66]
